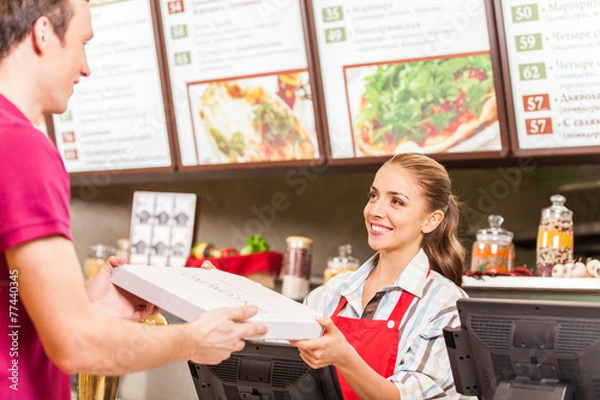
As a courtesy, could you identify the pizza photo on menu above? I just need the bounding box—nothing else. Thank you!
[188,73,318,164]
[347,54,499,156]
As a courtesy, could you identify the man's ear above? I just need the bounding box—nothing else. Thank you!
[31,16,52,55]
[422,210,444,234]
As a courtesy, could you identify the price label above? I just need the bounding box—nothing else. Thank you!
[515,33,543,52]
[64,149,79,161]
[171,25,188,40]
[325,27,347,43]
[511,4,539,23]
[174,51,191,66]
[525,118,553,135]
[522,94,550,112]
[519,63,547,80]
[167,0,184,15]
[322,6,344,22]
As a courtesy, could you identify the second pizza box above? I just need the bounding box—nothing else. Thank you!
[111,265,323,340]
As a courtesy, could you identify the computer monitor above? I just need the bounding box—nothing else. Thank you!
[443,298,600,400]
[188,340,342,399]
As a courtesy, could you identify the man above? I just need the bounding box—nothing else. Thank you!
[0,1,267,399]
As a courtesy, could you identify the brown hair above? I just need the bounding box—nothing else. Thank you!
[0,0,74,60]
[384,153,465,286]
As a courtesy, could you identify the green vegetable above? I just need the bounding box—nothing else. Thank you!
[252,101,297,143]
[240,234,270,255]
[355,55,494,147]
[210,128,245,161]
[230,132,245,153]
[210,128,228,154]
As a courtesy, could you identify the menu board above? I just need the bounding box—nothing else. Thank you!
[309,0,508,161]
[51,0,173,174]
[497,0,600,155]
[158,0,322,168]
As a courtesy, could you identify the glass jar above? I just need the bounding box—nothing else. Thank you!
[536,194,573,277]
[115,238,131,262]
[470,215,515,274]
[324,244,359,283]
[83,244,115,282]
[281,236,313,301]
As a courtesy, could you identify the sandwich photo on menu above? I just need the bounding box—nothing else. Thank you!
[188,73,318,164]
[347,54,499,156]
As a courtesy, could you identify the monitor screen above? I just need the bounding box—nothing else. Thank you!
[444,298,600,400]
[188,340,342,400]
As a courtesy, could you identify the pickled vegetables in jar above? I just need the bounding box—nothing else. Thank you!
[470,215,514,274]
[536,194,573,277]
[324,244,359,283]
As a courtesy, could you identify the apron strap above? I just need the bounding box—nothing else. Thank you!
[388,269,430,321]
[332,269,431,321]
[332,296,348,317]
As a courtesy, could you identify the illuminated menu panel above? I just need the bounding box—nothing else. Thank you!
[159,0,321,167]
[52,0,173,173]
[499,0,600,154]
[310,0,506,160]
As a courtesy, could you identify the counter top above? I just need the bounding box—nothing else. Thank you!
[463,276,600,292]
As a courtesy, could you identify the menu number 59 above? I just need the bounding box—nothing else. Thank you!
[511,4,539,23]
[516,33,543,52]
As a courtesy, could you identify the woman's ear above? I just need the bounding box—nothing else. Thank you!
[422,210,444,234]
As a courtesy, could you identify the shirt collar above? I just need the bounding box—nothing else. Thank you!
[0,93,32,125]
[341,248,430,299]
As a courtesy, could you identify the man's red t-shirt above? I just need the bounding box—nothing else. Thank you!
[0,93,72,400]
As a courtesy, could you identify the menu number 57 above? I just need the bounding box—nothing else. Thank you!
[511,4,539,23]
[526,118,553,135]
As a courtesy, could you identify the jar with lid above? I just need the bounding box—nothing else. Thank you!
[83,244,115,282]
[115,238,131,262]
[470,215,515,274]
[324,244,359,283]
[536,194,573,276]
[281,236,312,301]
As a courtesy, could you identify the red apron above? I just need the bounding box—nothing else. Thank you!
[330,284,422,400]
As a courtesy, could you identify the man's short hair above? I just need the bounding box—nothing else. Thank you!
[0,0,74,60]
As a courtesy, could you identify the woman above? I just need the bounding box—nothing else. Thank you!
[291,153,468,400]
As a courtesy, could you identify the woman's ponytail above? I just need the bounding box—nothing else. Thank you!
[422,195,465,286]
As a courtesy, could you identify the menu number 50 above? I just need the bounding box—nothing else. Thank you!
[511,4,539,23]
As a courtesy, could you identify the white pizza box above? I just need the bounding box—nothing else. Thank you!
[111,265,323,340]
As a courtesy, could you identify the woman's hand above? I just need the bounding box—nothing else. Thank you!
[290,317,357,369]
[200,260,217,270]
[86,256,159,321]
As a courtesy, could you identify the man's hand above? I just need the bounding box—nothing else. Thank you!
[188,305,268,365]
[290,317,357,369]
[86,256,159,321]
